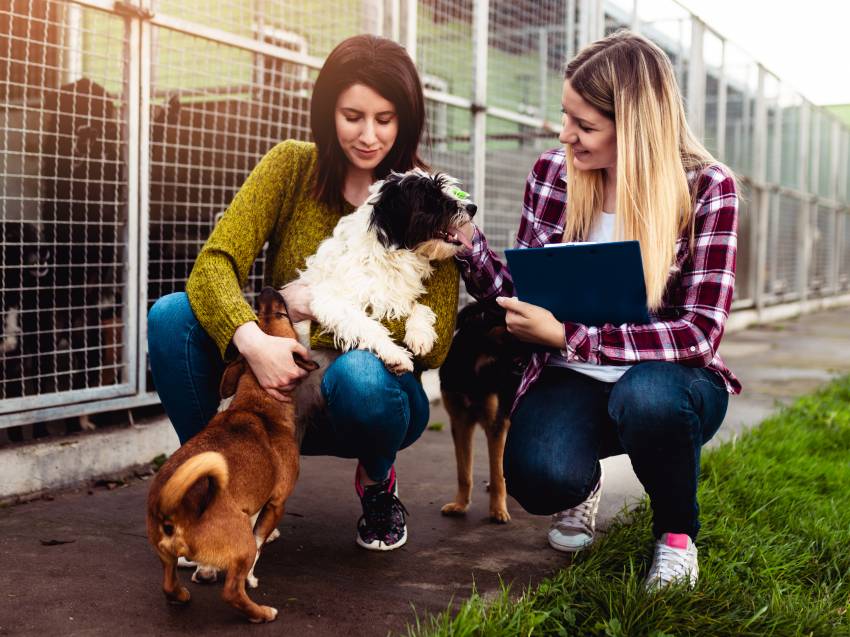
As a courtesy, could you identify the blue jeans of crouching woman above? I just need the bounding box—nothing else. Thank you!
[146,292,430,482]
[504,362,729,540]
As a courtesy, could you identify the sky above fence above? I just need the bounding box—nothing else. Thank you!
[680,0,850,105]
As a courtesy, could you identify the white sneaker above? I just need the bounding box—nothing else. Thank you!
[547,465,604,552]
[645,532,699,591]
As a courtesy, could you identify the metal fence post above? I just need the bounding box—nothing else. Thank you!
[687,18,705,140]
[798,104,812,302]
[362,0,384,36]
[579,0,589,49]
[716,38,726,161]
[830,118,841,291]
[118,0,144,398]
[137,0,152,394]
[401,0,417,63]
[754,65,769,310]
[808,107,821,299]
[538,27,548,123]
[471,0,488,229]
[386,0,401,42]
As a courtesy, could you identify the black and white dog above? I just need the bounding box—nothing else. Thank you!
[294,169,476,376]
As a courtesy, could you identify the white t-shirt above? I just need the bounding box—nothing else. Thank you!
[547,211,633,383]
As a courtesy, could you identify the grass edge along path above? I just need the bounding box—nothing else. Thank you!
[404,375,850,637]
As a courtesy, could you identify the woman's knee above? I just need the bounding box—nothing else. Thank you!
[148,292,194,343]
[322,350,407,425]
[503,441,592,515]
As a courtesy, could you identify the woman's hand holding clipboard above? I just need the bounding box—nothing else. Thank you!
[495,296,565,348]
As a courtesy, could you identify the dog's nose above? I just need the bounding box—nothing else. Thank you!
[466,203,477,217]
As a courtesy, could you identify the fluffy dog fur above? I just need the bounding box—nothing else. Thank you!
[439,301,532,522]
[146,287,318,623]
[294,169,476,377]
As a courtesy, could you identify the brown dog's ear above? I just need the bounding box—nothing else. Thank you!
[220,360,246,398]
[257,286,287,309]
[293,352,320,373]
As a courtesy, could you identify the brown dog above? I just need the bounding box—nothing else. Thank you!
[146,287,318,623]
[438,302,531,523]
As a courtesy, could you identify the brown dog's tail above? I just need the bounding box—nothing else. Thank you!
[158,451,229,514]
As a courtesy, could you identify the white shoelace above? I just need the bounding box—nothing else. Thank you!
[550,481,601,535]
[647,542,698,588]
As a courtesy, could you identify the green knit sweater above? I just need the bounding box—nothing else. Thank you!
[186,140,460,370]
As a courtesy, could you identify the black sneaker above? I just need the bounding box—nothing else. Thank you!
[355,464,409,551]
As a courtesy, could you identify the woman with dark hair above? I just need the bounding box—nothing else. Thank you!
[147,35,458,552]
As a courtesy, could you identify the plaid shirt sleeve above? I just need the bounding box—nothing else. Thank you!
[452,224,515,301]
[455,150,566,299]
[559,164,739,367]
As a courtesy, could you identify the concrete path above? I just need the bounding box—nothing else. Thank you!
[1,306,848,636]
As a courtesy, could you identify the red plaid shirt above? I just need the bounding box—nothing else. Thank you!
[456,147,742,413]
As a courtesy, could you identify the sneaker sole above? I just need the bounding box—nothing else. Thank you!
[356,527,408,552]
[547,535,594,553]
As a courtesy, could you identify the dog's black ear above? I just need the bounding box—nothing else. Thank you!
[219,360,246,399]
[293,351,320,373]
[369,173,411,248]
[456,300,506,331]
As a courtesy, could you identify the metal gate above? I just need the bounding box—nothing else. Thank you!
[2,0,849,428]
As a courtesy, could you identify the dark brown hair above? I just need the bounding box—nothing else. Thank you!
[310,34,428,210]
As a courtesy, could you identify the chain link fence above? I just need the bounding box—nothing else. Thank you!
[2,0,849,430]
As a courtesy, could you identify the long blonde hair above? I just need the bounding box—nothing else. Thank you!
[562,30,718,310]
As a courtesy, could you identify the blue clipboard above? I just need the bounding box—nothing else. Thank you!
[504,240,651,326]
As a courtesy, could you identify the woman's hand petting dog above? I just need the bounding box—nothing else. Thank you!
[453,219,476,253]
[495,296,565,349]
[232,321,311,402]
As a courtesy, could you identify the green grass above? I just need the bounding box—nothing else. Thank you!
[405,376,850,637]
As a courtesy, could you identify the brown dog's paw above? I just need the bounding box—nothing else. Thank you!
[489,508,511,524]
[248,606,278,623]
[165,586,191,604]
[265,528,281,544]
[441,502,469,516]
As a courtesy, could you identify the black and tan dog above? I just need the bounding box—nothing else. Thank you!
[439,301,531,523]
[146,287,318,623]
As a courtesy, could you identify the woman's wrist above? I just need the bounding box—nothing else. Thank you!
[232,320,263,357]
[545,315,567,349]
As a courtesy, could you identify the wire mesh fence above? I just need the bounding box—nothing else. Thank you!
[1,1,128,413]
[1,0,849,430]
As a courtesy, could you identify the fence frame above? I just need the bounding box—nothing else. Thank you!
[2,0,850,428]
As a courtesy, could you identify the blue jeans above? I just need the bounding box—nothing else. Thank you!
[147,293,430,481]
[504,362,728,540]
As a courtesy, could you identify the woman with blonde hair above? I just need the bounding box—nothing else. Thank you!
[455,30,740,590]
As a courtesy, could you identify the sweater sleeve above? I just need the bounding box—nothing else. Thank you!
[411,259,460,370]
[185,141,303,358]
